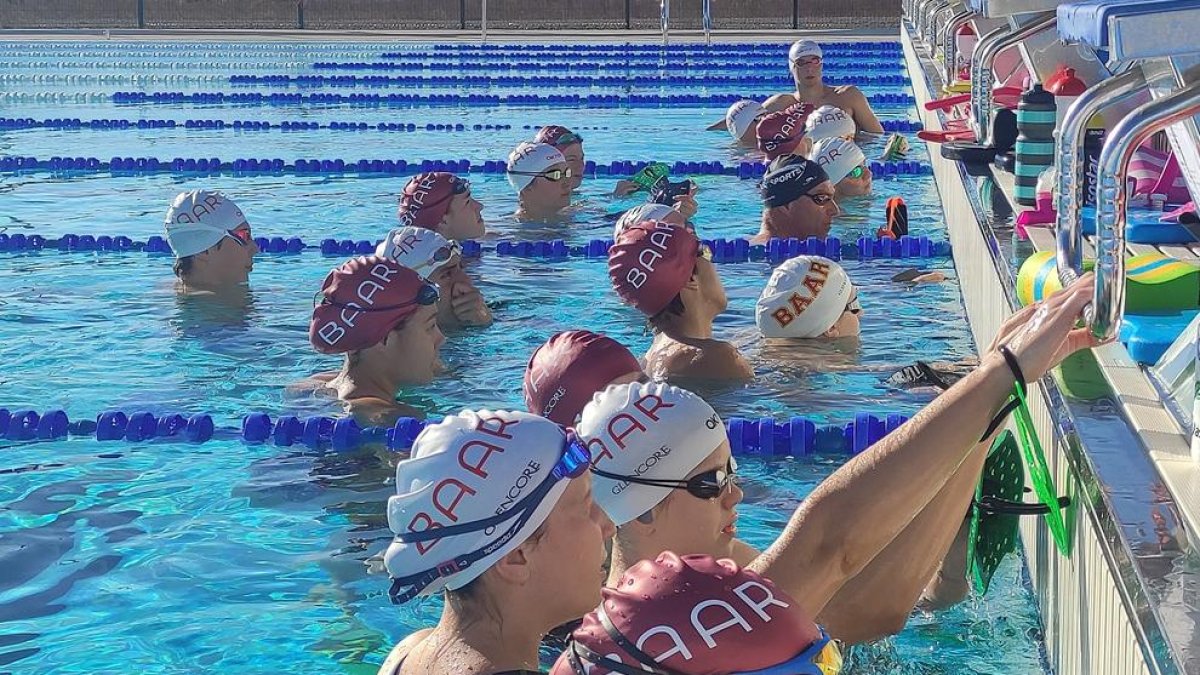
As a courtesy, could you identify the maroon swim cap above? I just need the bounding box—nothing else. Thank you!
[549,552,823,675]
[523,330,643,426]
[396,172,464,232]
[756,107,810,160]
[608,220,700,317]
[309,256,430,354]
[534,125,583,148]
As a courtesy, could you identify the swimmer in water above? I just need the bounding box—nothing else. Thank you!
[523,330,645,426]
[377,226,492,329]
[805,104,859,143]
[535,125,645,197]
[164,189,259,293]
[811,137,873,197]
[766,40,884,136]
[396,172,486,241]
[753,154,841,244]
[379,274,1104,672]
[508,141,575,222]
[755,104,815,161]
[612,202,691,241]
[302,256,445,426]
[721,99,766,147]
[609,220,753,383]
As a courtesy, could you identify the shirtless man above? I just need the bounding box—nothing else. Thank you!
[164,189,259,294]
[608,220,753,382]
[765,40,884,135]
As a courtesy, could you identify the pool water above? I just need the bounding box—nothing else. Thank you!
[0,40,1045,674]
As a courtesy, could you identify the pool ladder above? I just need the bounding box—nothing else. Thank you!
[657,0,712,45]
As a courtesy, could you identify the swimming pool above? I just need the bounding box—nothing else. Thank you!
[0,39,1047,673]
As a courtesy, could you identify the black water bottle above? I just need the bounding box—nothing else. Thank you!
[1082,113,1106,207]
[1014,83,1057,206]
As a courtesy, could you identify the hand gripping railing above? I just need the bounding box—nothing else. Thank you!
[1075,83,1200,341]
[1053,69,1145,284]
[969,12,1057,144]
[941,9,975,84]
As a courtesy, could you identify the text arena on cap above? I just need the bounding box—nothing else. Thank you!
[402,416,546,554]
[314,261,403,349]
[770,259,831,328]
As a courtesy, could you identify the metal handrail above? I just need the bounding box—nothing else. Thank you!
[702,0,712,45]
[481,0,487,44]
[941,9,975,85]
[920,1,951,48]
[913,0,942,43]
[968,12,1057,144]
[1088,83,1200,341]
[661,0,670,45]
[927,4,958,54]
[1053,69,1145,284]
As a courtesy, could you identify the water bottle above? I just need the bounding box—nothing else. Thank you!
[1082,113,1106,207]
[954,23,977,74]
[1045,67,1087,132]
[1014,83,1057,206]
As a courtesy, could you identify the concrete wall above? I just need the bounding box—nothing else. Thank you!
[0,0,898,30]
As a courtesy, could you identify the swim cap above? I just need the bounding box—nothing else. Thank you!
[577,382,725,526]
[789,39,823,62]
[756,255,854,338]
[759,154,829,209]
[163,189,249,258]
[811,137,867,184]
[309,256,430,354]
[725,99,764,141]
[507,141,567,193]
[613,203,678,240]
[535,125,583,148]
[608,220,700,316]
[755,109,809,160]
[384,410,574,597]
[523,330,643,426]
[806,105,856,141]
[396,172,466,231]
[376,226,457,279]
[549,552,826,675]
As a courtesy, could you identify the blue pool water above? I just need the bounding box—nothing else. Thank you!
[0,40,1045,674]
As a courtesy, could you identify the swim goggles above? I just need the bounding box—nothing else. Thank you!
[590,458,736,500]
[399,177,471,215]
[224,225,253,247]
[802,192,836,206]
[507,167,574,183]
[566,607,842,675]
[410,241,463,278]
[844,287,862,315]
[387,432,592,604]
[697,243,714,262]
[314,282,440,312]
[791,55,823,67]
[549,131,584,147]
[847,165,867,180]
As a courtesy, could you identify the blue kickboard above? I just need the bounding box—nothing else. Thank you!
[1057,0,1200,48]
[1120,310,1200,364]
[1076,204,1196,244]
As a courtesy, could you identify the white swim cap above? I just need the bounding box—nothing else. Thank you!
[577,382,727,527]
[163,189,248,258]
[811,137,867,184]
[507,141,566,193]
[726,99,764,141]
[805,105,856,142]
[376,226,457,279]
[613,203,676,240]
[384,410,576,598]
[788,40,823,62]
[756,255,855,338]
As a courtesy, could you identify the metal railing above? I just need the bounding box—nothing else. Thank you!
[968,12,1056,144]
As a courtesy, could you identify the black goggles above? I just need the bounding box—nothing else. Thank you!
[591,458,737,500]
[314,282,440,311]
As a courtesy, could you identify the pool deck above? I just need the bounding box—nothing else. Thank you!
[904,21,1200,675]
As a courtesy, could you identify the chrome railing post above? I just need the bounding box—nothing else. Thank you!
[661,0,670,45]
[481,0,487,44]
[969,12,1056,144]
[942,9,974,84]
[1054,69,1145,284]
[702,0,712,45]
[928,4,957,54]
[1091,84,1200,340]
[920,1,949,48]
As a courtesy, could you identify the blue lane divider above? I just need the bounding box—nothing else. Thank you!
[228,73,912,88]
[0,408,907,456]
[0,233,949,261]
[0,41,902,54]
[0,118,518,132]
[111,91,916,107]
[0,117,919,134]
[310,61,905,73]
[0,155,933,179]
[379,48,904,58]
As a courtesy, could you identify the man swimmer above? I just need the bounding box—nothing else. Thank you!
[507,141,575,222]
[303,256,445,426]
[164,189,259,292]
[764,40,884,135]
[396,172,485,241]
[378,226,492,329]
[609,220,753,382]
[754,154,841,243]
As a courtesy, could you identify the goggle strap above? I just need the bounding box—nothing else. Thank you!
[598,605,682,674]
[398,477,553,543]
[569,640,675,675]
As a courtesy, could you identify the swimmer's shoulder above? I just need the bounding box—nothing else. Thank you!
[762,92,799,112]
[347,399,424,427]
[657,338,754,382]
[378,629,434,675]
[288,371,337,394]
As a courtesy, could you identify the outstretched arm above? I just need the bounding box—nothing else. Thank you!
[749,276,1101,617]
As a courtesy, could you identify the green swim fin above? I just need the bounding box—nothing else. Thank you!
[966,429,1024,595]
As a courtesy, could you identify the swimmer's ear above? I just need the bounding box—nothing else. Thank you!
[491,543,535,586]
[822,325,840,339]
[683,272,702,290]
